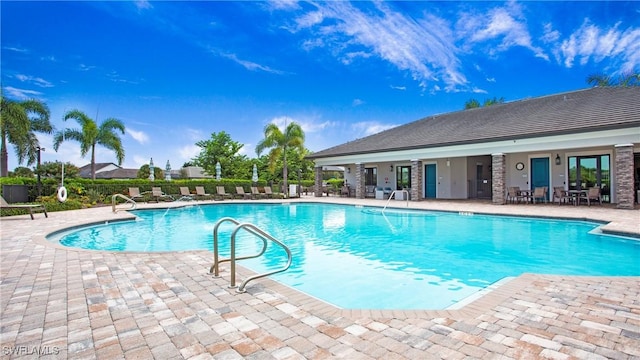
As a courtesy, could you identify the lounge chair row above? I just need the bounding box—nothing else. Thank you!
[127,186,284,202]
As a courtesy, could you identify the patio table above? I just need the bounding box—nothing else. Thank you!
[517,189,533,203]
[568,190,587,206]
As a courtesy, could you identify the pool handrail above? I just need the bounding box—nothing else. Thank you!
[111,193,137,213]
[382,189,409,214]
[210,217,292,293]
[210,217,266,276]
[231,223,292,292]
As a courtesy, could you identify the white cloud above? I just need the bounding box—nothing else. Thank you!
[341,51,372,65]
[14,74,53,88]
[178,144,200,161]
[2,46,28,53]
[220,52,286,75]
[183,128,205,142]
[268,0,300,11]
[2,86,43,100]
[133,155,149,168]
[558,20,640,71]
[541,23,560,43]
[352,98,364,106]
[457,5,548,61]
[40,55,57,62]
[288,2,466,91]
[268,115,335,134]
[351,121,398,137]
[295,10,324,30]
[127,128,150,144]
[390,85,406,91]
[135,0,153,10]
[78,64,96,71]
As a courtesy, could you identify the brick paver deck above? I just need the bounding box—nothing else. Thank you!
[1,197,639,359]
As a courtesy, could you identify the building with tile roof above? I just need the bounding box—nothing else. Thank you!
[307,87,640,209]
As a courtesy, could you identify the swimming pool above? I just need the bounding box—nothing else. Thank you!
[48,203,640,309]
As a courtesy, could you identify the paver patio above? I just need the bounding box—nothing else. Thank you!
[1,197,639,359]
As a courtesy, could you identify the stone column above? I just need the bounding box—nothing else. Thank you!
[355,163,365,199]
[411,159,423,201]
[614,144,634,209]
[491,153,506,205]
[314,166,323,197]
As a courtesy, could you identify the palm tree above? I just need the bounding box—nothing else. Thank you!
[0,94,53,177]
[53,109,125,180]
[586,73,613,87]
[255,121,305,197]
[464,99,480,109]
[587,72,639,87]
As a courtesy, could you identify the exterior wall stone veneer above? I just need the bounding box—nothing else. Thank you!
[314,166,323,197]
[355,163,365,199]
[492,153,506,205]
[614,144,635,209]
[411,160,423,200]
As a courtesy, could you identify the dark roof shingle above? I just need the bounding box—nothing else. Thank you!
[308,87,640,159]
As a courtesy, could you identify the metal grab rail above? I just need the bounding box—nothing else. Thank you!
[209,217,292,293]
[210,217,264,276]
[111,194,137,213]
[382,189,409,214]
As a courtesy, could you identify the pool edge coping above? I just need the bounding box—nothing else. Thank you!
[23,200,640,320]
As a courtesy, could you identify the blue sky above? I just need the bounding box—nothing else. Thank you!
[2,1,639,172]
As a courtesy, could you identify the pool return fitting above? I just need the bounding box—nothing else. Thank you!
[210,217,292,293]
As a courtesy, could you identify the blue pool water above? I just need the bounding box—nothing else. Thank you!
[49,203,640,309]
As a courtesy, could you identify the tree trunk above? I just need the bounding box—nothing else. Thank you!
[91,145,96,180]
[1,137,8,177]
[283,150,288,197]
[283,165,288,198]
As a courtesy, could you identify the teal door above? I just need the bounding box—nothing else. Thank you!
[425,164,436,198]
[531,157,549,199]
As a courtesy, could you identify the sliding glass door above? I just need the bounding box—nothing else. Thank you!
[568,155,610,202]
[396,166,411,190]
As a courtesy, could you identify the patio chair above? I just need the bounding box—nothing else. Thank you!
[579,187,602,206]
[151,187,174,202]
[264,186,284,199]
[250,186,265,199]
[128,187,144,201]
[531,186,548,204]
[0,195,48,220]
[552,187,570,205]
[506,186,525,204]
[195,186,211,200]
[365,185,376,198]
[216,186,233,200]
[235,186,252,200]
[177,187,194,201]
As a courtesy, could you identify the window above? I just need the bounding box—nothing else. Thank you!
[396,166,411,190]
[364,167,377,186]
[568,154,610,202]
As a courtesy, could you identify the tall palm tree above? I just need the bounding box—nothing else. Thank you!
[53,109,125,180]
[255,121,305,197]
[0,94,52,177]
